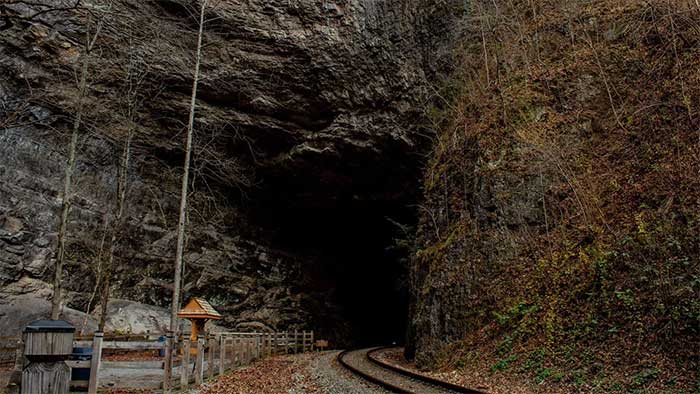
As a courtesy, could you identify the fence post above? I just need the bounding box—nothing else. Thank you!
[246,338,250,363]
[293,330,298,354]
[311,331,315,352]
[281,332,285,354]
[252,338,257,361]
[8,337,24,394]
[256,334,261,359]
[207,335,214,380]
[264,333,269,357]
[243,339,249,364]
[219,335,225,375]
[231,337,236,368]
[268,333,273,357]
[195,339,204,386]
[163,333,173,394]
[87,332,103,394]
[236,338,241,365]
[281,332,285,355]
[180,339,190,390]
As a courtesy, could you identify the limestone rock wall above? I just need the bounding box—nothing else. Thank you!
[0,0,460,338]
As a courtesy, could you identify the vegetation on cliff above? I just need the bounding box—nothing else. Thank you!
[411,0,700,392]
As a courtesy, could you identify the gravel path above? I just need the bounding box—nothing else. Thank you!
[309,351,390,394]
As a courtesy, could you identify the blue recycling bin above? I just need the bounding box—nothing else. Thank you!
[70,347,92,382]
[158,335,166,357]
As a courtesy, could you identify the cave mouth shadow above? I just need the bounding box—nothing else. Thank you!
[329,200,411,348]
[256,195,414,348]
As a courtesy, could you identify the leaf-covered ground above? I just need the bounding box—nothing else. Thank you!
[100,354,321,394]
[196,354,322,394]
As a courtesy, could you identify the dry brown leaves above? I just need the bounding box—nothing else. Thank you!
[375,348,569,394]
[103,350,164,362]
[200,354,322,394]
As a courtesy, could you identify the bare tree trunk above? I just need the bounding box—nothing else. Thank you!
[51,26,90,320]
[79,212,110,334]
[98,123,133,331]
[98,32,146,331]
[50,7,107,320]
[170,0,208,333]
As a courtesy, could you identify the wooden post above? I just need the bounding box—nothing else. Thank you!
[302,331,307,353]
[284,332,288,354]
[250,339,255,361]
[8,337,24,394]
[87,332,103,394]
[311,331,315,352]
[264,333,269,357]
[163,333,173,394]
[293,330,298,354]
[256,334,261,359]
[207,336,214,380]
[247,339,252,363]
[268,333,272,357]
[219,336,225,375]
[195,339,204,386]
[180,339,190,390]
[243,339,248,364]
[268,334,272,356]
[240,338,245,365]
[231,338,236,366]
[273,332,278,355]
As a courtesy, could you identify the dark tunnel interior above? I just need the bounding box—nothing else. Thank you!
[252,186,415,348]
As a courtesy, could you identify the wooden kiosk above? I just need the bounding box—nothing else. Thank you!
[177,298,222,346]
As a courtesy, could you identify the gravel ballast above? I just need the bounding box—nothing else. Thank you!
[310,351,390,394]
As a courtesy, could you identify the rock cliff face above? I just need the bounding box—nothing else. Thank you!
[0,0,459,340]
[407,2,699,390]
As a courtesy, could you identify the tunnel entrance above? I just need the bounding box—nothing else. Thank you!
[242,131,427,347]
[312,199,412,347]
[250,179,416,347]
[268,197,413,347]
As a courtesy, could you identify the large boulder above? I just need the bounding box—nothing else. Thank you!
[0,277,97,335]
[97,299,188,335]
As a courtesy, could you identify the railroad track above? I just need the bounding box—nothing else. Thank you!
[337,347,484,394]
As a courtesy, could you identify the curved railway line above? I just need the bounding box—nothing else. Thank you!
[337,347,485,394]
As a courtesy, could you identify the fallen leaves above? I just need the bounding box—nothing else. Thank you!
[200,354,322,394]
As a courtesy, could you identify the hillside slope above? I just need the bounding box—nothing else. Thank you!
[409,1,700,392]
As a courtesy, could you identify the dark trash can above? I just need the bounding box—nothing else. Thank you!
[158,335,166,357]
[70,347,92,382]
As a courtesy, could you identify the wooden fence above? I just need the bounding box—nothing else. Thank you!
[7,330,315,393]
[84,330,312,393]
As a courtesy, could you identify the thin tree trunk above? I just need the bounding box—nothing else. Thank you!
[98,124,133,331]
[79,212,110,334]
[50,5,107,320]
[51,28,90,320]
[170,0,208,333]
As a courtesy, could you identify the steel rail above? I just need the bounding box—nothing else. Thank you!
[367,347,485,393]
[337,348,410,393]
[337,347,486,394]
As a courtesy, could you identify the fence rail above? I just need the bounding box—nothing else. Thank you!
[8,330,315,393]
